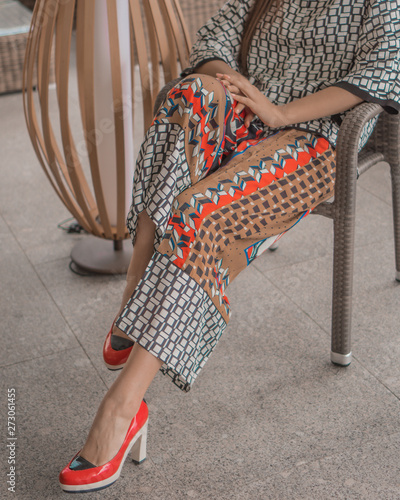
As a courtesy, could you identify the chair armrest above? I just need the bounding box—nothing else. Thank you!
[336,102,383,170]
[153,77,184,116]
[314,103,384,219]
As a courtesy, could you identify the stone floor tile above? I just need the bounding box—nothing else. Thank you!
[33,257,126,383]
[0,349,168,499]
[0,349,105,499]
[262,239,400,396]
[230,432,400,500]
[0,214,8,233]
[140,357,400,500]
[358,161,392,207]
[0,230,79,367]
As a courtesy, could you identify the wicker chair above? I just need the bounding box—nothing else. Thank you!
[313,103,400,365]
[154,80,400,366]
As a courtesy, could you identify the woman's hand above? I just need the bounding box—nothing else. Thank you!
[216,73,286,128]
[217,72,365,129]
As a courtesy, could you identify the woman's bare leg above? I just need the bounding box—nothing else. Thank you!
[79,213,159,465]
[112,210,156,340]
[79,344,163,466]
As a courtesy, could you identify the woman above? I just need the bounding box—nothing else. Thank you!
[59,0,400,492]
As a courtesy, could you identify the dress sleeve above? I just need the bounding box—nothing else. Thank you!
[333,0,400,114]
[184,0,252,75]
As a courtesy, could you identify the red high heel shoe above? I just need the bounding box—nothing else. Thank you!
[59,400,148,493]
[103,323,134,370]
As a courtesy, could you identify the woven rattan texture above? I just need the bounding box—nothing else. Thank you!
[180,0,225,41]
[0,0,31,93]
[0,32,28,93]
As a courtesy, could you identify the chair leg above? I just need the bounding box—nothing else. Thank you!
[330,138,359,366]
[384,116,400,282]
[330,212,355,366]
[392,169,400,283]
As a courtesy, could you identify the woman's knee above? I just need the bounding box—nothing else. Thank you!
[157,74,222,111]
[179,73,226,97]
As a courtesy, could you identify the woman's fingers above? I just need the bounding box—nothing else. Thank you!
[216,74,247,113]
[221,73,253,95]
[230,93,251,107]
[235,102,246,114]
[220,82,241,94]
[227,84,241,94]
[232,95,253,122]
[216,74,257,127]
[216,77,240,94]
[217,73,285,128]
[244,110,255,128]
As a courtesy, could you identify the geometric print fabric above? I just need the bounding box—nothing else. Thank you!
[116,252,227,391]
[119,75,336,391]
[159,130,336,321]
[126,75,264,247]
[187,0,400,150]
[126,123,191,248]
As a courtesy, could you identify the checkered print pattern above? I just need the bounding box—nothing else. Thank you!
[116,252,227,391]
[188,0,400,149]
[126,123,192,247]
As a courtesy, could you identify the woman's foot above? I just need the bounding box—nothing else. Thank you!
[112,324,134,341]
[103,324,134,370]
[79,397,140,466]
[61,343,161,492]
[59,400,149,493]
[103,279,138,370]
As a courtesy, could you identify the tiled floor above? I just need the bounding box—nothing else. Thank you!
[1,62,400,500]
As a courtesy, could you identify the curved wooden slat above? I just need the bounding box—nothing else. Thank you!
[106,0,127,240]
[75,0,89,138]
[23,0,194,242]
[39,0,101,235]
[36,0,97,230]
[146,3,161,107]
[55,0,102,236]
[147,0,174,83]
[129,0,154,130]
[23,0,90,229]
[162,0,191,70]
[170,0,192,57]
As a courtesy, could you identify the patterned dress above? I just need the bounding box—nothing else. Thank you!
[116,0,400,391]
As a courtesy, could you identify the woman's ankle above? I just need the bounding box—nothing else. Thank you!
[79,398,138,465]
[102,388,143,426]
[111,278,140,339]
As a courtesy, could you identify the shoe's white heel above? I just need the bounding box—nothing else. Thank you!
[130,419,148,464]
